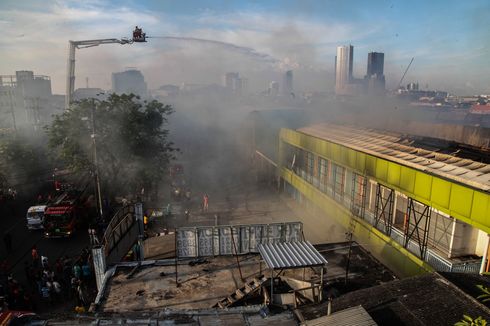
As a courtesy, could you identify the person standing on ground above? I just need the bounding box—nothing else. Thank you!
[41,256,49,269]
[73,263,82,280]
[3,232,12,253]
[31,246,39,268]
[203,194,209,212]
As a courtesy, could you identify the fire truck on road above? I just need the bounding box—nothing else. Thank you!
[43,189,91,238]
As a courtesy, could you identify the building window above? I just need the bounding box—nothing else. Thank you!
[305,151,314,183]
[351,173,367,218]
[427,209,453,257]
[393,192,409,232]
[318,157,329,193]
[332,163,345,202]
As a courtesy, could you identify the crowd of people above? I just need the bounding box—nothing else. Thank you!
[0,246,96,313]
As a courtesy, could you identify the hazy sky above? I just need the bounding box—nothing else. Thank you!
[1,0,489,95]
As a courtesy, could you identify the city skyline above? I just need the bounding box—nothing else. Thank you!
[0,1,489,95]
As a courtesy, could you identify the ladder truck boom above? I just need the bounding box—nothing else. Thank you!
[65,27,147,110]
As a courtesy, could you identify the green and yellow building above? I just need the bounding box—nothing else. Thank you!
[254,119,490,278]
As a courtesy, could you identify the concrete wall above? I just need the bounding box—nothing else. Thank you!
[451,219,480,257]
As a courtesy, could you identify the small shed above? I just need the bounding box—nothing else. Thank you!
[258,241,328,305]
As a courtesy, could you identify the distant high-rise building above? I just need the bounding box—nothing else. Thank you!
[240,77,248,94]
[223,72,238,89]
[407,82,419,91]
[335,45,354,95]
[365,52,385,95]
[282,70,294,96]
[366,52,384,77]
[269,81,279,96]
[112,69,147,97]
[0,71,53,129]
[222,72,245,95]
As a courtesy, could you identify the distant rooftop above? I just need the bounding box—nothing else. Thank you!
[298,123,490,192]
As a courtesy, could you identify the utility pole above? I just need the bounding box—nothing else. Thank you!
[91,102,104,220]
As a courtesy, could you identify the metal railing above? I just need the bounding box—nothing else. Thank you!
[390,227,405,246]
[425,250,452,272]
[102,204,135,256]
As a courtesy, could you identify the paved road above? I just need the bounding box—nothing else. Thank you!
[0,197,89,289]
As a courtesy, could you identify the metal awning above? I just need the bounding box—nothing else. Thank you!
[258,241,328,269]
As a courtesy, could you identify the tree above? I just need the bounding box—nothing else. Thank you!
[46,94,178,199]
[455,315,487,326]
[477,284,490,304]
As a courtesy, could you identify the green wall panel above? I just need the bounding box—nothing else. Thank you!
[356,152,366,172]
[347,149,356,168]
[332,144,341,162]
[414,172,432,201]
[376,159,388,181]
[471,191,489,226]
[450,184,473,217]
[431,178,451,209]
[366,156,376,176]
[387,163,401,187]
[399,166,415,193]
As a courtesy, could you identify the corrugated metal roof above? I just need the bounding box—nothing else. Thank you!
[302,305,377,326]
[258,241,328,269]
[297,123,490,192]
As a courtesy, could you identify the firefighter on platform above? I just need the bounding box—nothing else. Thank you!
[133,26,142,39]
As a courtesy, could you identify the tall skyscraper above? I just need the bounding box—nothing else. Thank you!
[222,72,244,94]
[269,81,279,96]
[282,70,294,96]
[112,69,147,97]
[0,71,53,129]
[367,52,384,77]
[365,52,386,95]
[223,72,239,89]
[335,45,353,95]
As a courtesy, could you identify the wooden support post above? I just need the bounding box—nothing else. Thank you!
[319,266,324,302]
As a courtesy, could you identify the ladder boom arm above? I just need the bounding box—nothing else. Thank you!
[65,38,131,110]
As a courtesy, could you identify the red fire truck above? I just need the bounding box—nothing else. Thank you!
[43,190,89,238]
